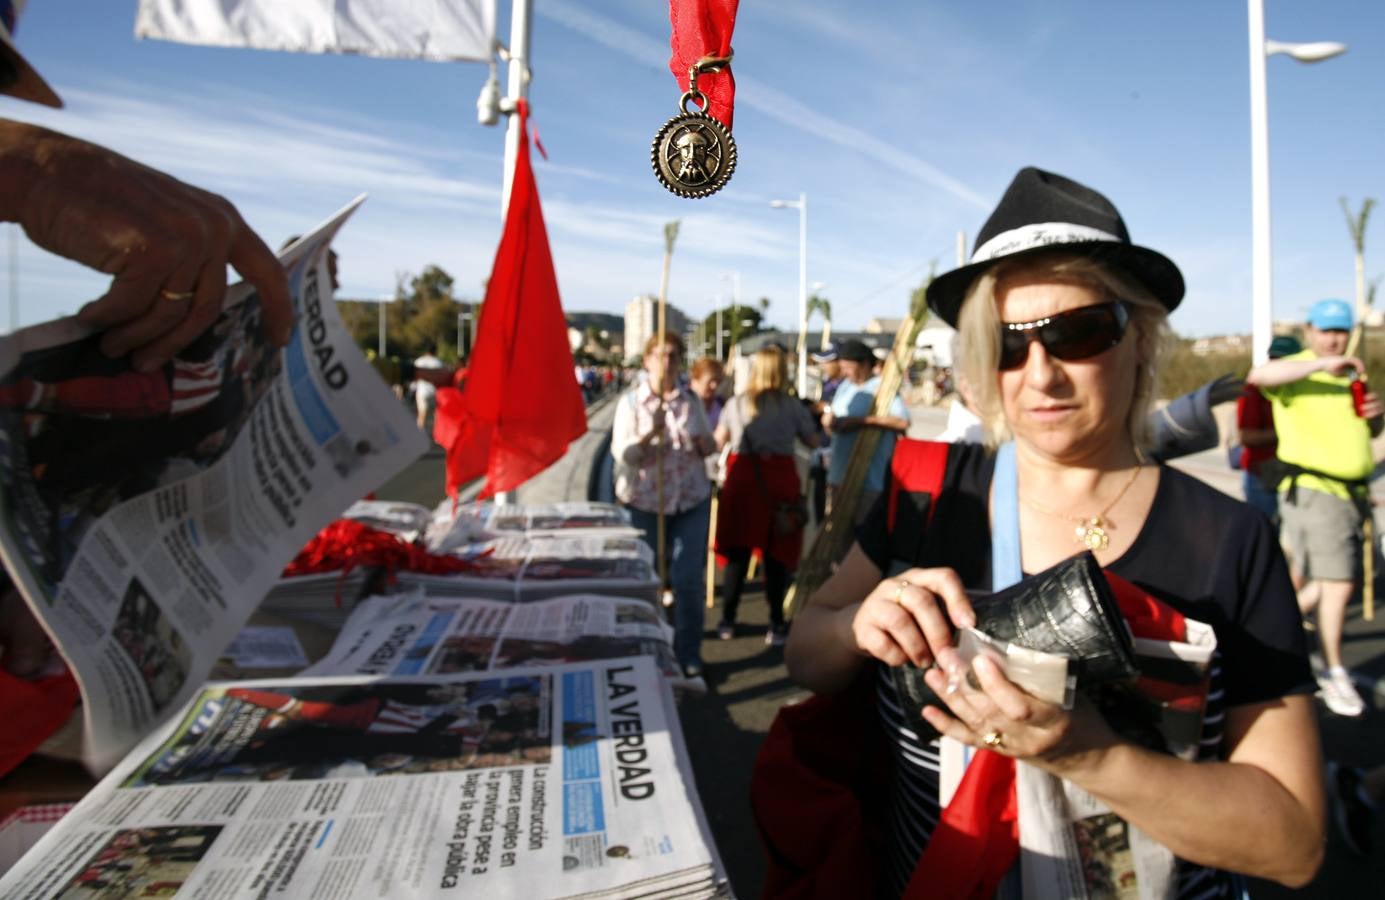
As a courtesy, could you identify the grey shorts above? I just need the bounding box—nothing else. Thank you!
[1280,488,1363,582]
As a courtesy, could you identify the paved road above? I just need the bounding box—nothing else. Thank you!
[379,400,1385,898]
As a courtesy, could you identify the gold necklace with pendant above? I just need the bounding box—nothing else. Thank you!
[1020,464,1144,551]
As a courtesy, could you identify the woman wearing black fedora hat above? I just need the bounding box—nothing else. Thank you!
[784,168,1322,897]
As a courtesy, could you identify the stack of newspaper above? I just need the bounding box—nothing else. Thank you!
[341,499,435,542]
[258,569,376,629]
[0,657,731,899]
[0,203,729,896]
[429,501,641,555]
[304,589,683,681]
[405,535,661,606]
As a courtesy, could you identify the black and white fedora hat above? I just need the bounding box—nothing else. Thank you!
[926,167,1183,327]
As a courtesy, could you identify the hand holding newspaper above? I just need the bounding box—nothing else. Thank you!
[0,196,429,771]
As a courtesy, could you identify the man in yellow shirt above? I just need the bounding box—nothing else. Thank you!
[1248,299,1383,717]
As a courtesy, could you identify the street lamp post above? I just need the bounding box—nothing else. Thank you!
[770,194,808,395]
[1248,0,1346,362]
[458,310,473,360]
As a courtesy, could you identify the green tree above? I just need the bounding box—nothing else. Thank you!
[697,302,765,359]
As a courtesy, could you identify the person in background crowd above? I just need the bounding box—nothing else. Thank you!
[814,341,844,406]
[610,334,716,678]
[936,333,985,444]
[712,346,821,645]
[1236,334,1300,523]
[787,167,1323,897]
[1247,298,1381,719]
[821,339,909,521]
[412,342,444,431]
[688,357,725,430]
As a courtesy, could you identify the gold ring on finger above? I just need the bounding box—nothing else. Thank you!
[160,289,195,302]
[982,730,1005,749]
[893,579,910,606]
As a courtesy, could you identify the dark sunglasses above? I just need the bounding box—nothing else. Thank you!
[998,302,1130,371]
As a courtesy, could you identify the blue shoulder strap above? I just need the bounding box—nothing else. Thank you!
[991,442,1022,590]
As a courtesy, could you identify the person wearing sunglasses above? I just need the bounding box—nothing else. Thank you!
[785,168,1321,897]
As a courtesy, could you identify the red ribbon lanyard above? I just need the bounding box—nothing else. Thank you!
[668,0,738,127]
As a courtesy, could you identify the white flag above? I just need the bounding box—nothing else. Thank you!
[135,0,496,63]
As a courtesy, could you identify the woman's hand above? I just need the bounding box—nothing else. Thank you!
[4,121,292,371]
[844,568,975,669]
[919,653,1116,771]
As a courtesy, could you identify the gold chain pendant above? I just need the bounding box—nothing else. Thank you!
[1073,516,1109,551]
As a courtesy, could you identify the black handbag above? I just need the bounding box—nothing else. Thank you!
[893,551,1138,731]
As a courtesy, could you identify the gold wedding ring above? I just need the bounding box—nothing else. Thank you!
[893,579,910,605]
[982,730,1005,749]
[160,289,195,302]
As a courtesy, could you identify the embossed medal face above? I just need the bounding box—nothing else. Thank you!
[651,110,736,199]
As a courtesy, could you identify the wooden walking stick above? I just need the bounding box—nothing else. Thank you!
[1341,199,1376,620]
[706,489,719,609]
[1363,517,1375,622]
[784,267,935,620]
[655,221,680,592]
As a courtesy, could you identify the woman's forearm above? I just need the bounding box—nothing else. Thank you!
[1046,700,1324,887]
[784,603,865,693]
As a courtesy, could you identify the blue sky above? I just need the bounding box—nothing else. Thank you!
[5,0,1384,338]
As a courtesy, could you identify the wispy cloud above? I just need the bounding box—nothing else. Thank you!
[539,0,988,208]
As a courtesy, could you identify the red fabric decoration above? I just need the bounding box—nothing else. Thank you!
[0,669,79,779]
[903,749,1020,900]
[668,0,738,127]
[434,99,586,500]
[282,519,483,596]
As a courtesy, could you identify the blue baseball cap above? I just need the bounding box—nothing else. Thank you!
[810,341,840,362]
[1307,299,1353,331]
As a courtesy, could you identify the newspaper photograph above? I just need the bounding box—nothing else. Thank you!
[0,658,728,899]
[303,590,681,679]
[0,196,430,771]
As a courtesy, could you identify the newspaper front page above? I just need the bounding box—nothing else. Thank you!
[303,590,681,679]
[0,658,729,899]
[0,197,428,770]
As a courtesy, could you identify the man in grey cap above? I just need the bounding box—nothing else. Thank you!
[1248,298,1382,718]
[820,338,909,522]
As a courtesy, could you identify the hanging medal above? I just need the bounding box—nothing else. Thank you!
[653,0,739,199]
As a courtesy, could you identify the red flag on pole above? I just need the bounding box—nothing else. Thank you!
[435,100,587,499]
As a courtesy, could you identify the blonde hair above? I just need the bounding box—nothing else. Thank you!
[746,345,789,418]
[954,253,1171,450]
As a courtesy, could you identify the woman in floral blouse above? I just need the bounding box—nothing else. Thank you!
[611,333,717,677]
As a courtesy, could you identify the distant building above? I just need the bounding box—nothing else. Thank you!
[864,317,904,334]
[623,295,689,361]
[1190,334,1249,355]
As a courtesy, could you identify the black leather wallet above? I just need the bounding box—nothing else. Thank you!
[892,551,1138,732]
